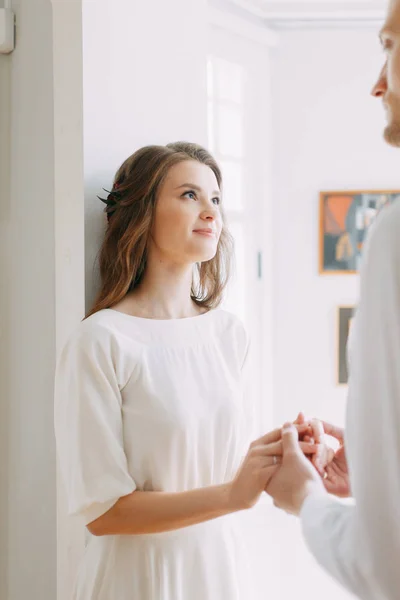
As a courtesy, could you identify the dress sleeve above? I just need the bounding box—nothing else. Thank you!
[300,201,400,600]
[54,324,137,525]
[239,323,259,441]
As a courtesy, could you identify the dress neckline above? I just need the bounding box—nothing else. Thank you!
[105,307,217,324]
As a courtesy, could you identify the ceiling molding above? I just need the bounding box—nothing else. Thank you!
[228,1,386,24]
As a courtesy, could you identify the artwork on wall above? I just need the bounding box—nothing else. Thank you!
[337,306,355,385]
[319,190,400,274]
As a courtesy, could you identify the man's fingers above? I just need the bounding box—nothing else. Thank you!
[299,442,319,454]
[311,455,326,476]
[253,439,318,456]
[320,421,344,443]
[310,418,324,443]
[326,461,342,477]
[293,412,306,425]
[252,423,311,447]
[259,440,318,457]
[281,423,301,454]
[295,424,313,435]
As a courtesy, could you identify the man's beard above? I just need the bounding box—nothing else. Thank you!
[384,121,400,147]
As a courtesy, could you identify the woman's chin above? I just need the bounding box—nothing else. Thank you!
[187,242,218,263]
[190,250,217,264]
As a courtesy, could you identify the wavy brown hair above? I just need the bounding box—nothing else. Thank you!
[85,142,233,319]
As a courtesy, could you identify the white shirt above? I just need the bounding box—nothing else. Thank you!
[300,199,400,600]
[54,308,254,600]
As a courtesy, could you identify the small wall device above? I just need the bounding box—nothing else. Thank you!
[0,8,15,54]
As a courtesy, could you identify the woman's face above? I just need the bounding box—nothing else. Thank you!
[150,160,223,264]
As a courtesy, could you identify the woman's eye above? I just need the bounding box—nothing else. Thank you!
[183,191,197,200]
[182,191,220,205]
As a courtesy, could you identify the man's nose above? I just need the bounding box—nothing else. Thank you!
[371,64,388,97]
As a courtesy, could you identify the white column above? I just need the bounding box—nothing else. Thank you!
[52,2,86,599]
[0,22,11,600]
[0,0,85,598]
[0,0,85,599]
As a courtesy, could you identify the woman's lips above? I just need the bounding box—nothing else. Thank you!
[193,229,216,237]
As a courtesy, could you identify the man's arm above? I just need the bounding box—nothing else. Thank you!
[301,202,400,599]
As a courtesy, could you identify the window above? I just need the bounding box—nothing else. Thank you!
[207,24,273,429]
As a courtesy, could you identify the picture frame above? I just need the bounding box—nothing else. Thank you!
[319,190,400,274]
[337,306,355,386]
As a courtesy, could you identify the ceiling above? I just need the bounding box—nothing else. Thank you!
[222,0,388,26]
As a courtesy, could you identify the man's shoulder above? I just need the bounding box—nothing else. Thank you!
[364,199,400,267]
[374,199,400,234]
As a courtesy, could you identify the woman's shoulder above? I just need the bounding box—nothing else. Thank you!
[61,309,144,356]
[213,309,249,348]
[216,308,247,330]
[66,309,122,341]
[56,311,142,389]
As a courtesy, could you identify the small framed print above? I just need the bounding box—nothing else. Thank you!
[337,306,355,385]
[319,190,400,274]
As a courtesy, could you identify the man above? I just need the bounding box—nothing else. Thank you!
[264,1,400,598]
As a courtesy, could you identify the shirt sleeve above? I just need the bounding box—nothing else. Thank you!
[54,324,137,525]
[300,201,400,600]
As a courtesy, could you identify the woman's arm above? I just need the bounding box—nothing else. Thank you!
[88,426,315,536]
[87,484,233,536]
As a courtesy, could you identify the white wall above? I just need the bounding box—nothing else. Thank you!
[83,0,209,311]
[267,25,400,600]
[271,26,399,427]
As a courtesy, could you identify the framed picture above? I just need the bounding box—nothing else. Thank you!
[337,306,355,385]
[319,190,400,274]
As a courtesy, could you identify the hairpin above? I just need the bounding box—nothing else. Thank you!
[97,185,121,222]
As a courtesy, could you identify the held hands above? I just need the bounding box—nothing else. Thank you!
[262,414,351,515]
[229,415,349,514]
[227,424,317,512]
[265,423,325,515]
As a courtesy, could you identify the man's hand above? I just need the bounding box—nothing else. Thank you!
[265,423,326,516]
[294,415,351,498]
[293,413,334,475]
[320,421,351,498]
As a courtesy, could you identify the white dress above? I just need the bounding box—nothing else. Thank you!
[54,308,253,600]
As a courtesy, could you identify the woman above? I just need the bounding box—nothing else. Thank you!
[54,142,315,599]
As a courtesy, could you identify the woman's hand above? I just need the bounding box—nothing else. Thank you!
[228,429,283,511]
[229,425,318,511]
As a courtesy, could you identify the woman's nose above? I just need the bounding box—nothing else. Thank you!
[201,210,216,221]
